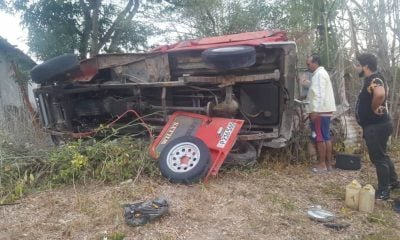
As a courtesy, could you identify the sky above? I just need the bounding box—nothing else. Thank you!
[0,12,29,53]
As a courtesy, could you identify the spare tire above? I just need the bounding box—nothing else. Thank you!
[30,54,80,84]
[201,46,256,70]
[223,141,257,166]
[158,136,211,184]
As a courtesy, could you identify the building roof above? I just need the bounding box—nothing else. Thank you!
[0,36,36,67]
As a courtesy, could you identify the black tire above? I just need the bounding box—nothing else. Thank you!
[158,136,211,184]
[201,46,256,70]
[30,54,80,84]
[223,141,257,166]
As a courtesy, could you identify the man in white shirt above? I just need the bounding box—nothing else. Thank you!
[306,54,336,172]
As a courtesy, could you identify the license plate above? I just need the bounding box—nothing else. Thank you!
[217,122,237,148]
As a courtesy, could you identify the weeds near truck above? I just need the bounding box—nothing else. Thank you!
[48,137,158,185]
[50,137,159,184]
[0,135,159,204]
[0,105,48,148]
[0,134,47,203]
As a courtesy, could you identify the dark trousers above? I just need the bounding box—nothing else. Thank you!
[363,121,398,191]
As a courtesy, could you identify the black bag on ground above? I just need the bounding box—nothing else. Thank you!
[123,198,169,226]
[335,153,361,170]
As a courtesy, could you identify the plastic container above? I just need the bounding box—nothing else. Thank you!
[345,180,361,209]
[359,184,375,213]
[307,205,335,222]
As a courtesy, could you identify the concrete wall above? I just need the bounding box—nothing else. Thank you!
[0,52,24,116]
[0,48,46,146]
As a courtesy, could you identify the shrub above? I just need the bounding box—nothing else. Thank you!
[0,136,159,204]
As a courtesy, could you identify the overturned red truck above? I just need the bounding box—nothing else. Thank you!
[32,30,298,183]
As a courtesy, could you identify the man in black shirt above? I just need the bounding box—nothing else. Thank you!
[355,53,399,200]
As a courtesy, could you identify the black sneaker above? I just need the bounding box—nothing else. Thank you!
[376,190,390,201]
[390,181,400,191]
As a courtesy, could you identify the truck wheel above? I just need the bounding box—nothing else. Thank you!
[158,136,211,184]
[223,141,257,166]
[30,54,80,84]
[201,46,256,69]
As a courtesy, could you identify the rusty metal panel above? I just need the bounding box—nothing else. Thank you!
[180,72,279,86]
[176,62,210,70]
[116,54,171,83]
[74,58,98,82]
[92,53,162,69]
[74,53,168,83]
[238,131,278,141]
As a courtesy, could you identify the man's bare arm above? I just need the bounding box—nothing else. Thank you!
[372,86,386,114]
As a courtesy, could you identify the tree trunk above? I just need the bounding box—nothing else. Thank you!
[349,0,392,87]
[375,0,392,85]
[388,0,397,114]
[108,0,140,52]
[79,0,92,59]
[90,0,101,56]
[345,3,360,56]
[99,0,136,52]
[205,8,217,36]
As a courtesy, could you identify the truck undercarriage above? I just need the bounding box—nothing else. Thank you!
[34,42,297,148]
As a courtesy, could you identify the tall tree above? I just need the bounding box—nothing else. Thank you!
[160,0,280,38]
[278,0,343,67]
[162,0,343,67]
[346,0,400,114]
[7,0,162,60]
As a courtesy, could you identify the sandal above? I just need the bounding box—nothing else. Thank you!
[311,167,328,173]
[327,167,337,172]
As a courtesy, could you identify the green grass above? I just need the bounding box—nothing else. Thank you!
[0,136,159,204]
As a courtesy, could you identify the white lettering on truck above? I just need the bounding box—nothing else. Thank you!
[217,122,236,148]
[161,121,179,145]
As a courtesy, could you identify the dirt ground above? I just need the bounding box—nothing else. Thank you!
[1,156,400,240]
